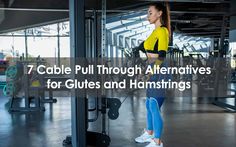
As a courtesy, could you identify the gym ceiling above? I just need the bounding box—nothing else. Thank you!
[0,0,232,38]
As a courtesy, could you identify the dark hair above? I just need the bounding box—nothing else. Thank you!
[150,2,171,37]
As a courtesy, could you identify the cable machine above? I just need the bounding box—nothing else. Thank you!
[63,0,122,146]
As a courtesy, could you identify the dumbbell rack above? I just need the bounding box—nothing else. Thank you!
[8,60,46,112]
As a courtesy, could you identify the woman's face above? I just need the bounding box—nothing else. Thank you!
[147,6,162,24]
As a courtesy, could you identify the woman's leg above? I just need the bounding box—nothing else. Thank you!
[146,98,153,133]
[149,97,164,145]
[134,98,154,143]
[145,63,166,146]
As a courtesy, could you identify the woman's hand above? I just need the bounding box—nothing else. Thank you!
[143,72,153,82]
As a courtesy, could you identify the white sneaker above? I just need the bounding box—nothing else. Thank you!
[145,140,163,147]
[135,130,153,143]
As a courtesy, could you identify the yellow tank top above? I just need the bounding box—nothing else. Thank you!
[144,26,169,54]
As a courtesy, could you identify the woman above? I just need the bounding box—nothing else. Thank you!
[135,2,171,147]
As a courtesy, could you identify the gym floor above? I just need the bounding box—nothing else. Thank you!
[0,92,235,147]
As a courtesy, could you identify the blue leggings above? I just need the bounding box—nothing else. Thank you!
[146,97,164,139]
[146,70,166,139]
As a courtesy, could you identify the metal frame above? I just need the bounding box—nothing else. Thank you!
[57,23,61,66]
[70,0,86,147]
[106,12,146,24]
[24,29,28,59]
[101,0,107,57]
[212,14,236,111]
[213,98,236,111]
[108,20,144,31]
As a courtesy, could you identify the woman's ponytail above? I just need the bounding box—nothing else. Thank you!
[150,2,171,38]
[163,3,171,37]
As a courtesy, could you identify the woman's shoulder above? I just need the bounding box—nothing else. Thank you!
[154,26,168,35]
[159,26,168,32]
